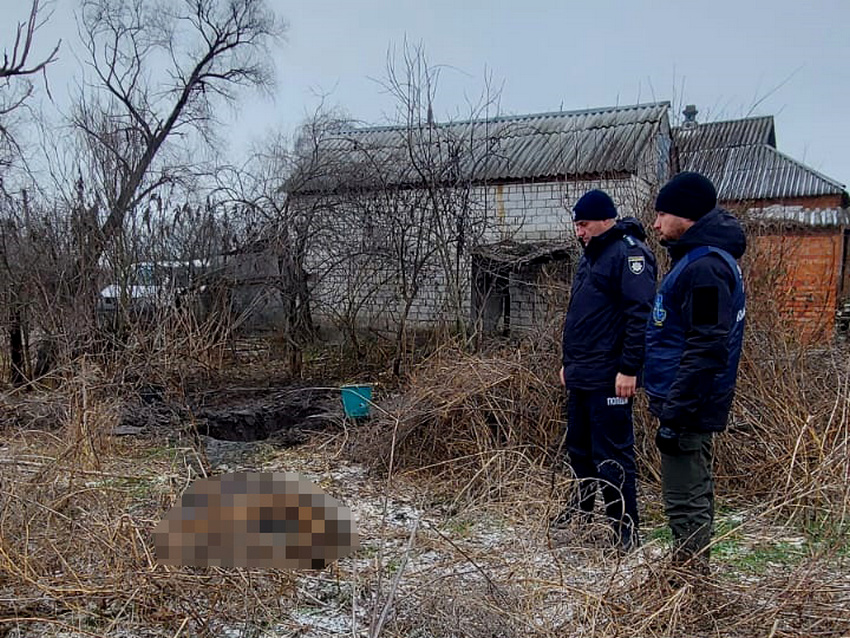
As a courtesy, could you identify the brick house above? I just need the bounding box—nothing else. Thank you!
[674,109,850,340]
[288,101,848,340]
[290,102,673,336]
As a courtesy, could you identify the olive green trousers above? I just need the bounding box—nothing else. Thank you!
[660,431,714,561]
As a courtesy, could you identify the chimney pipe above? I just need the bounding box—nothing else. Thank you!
[682,104,698,128]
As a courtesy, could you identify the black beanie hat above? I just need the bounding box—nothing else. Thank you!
[655,171,717,221]
[572,189,617,221]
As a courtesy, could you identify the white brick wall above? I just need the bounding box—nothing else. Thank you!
[477,176,655,243]
[297,173,659,335]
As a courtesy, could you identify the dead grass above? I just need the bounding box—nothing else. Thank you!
[0,313,848,636]
[347,345,566,509]
[336,335,850,637]
[0,369,299,637]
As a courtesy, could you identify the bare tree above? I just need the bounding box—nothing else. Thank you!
[74,0,285,274]
[0,0,60,175]
[360,44,503,373]
[0,0,60,384]
[211,109,355,373]
[0,185,81,384]
[0,1,59,81]
[281,46,508,375]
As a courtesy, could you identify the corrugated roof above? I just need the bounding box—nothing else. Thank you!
[679,144,846,201]
[473,241,574,268]
[673,116,776,153]
[291,102,670,192]
[746,205,850,227]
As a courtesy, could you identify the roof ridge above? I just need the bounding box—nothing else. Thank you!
[342,101,671,135]
[477,100,671,122]
[672,113,774,130]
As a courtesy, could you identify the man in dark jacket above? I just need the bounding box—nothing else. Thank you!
[645,171,747,568]
[555,189,657,551]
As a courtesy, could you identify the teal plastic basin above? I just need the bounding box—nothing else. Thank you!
[341,384,372,418]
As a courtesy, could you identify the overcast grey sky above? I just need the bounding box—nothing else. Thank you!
[5,0,850,187]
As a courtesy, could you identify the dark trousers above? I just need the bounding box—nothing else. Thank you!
[564,388,639,537]
[660,431,714,560]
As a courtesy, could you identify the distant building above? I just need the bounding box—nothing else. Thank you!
[290,102,673,335]
[287,101,848,340]
[674,108,849,341]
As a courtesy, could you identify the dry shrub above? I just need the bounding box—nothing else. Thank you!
[23,297,241,402]
[349,346,565,502]
[594,549,850,638]
[349,315,849,527]
[723,340,850,513]
[388,583,523,638]
[95,304,235,385]
[373,503,849,638]
[0,374,298,636]
[714,242,850,523]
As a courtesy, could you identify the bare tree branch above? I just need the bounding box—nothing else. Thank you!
[73,0,285,271]
[0,0,61,169]
[0,0,61,80]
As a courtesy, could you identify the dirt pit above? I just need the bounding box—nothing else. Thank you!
[194,387,339,442]
[119,384,343,445]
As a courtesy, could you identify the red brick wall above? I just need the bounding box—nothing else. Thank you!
[751,232,843,342]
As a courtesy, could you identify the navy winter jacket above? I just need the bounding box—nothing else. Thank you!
[561,217,657,391]
[645,208,747,432]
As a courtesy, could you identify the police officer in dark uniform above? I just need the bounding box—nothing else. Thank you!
[555,189,657,551]
[645,172,746,569]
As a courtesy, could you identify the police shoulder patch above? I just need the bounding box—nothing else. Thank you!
[627,255,645,275]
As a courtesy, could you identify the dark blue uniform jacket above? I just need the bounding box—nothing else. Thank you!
[562,217,657,391]
[645,207,747,432]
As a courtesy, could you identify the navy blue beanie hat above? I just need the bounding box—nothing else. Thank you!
[572,189,617,221]
[655,171,717,221]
